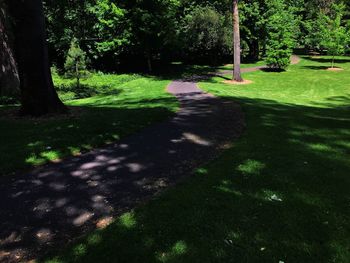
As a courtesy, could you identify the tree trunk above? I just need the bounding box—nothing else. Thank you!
[248,40,259,61]
[146,51,152,73]
[0,1,20,97]
[8,0,67,116]
[233,0,243,82]
[75,61,80,89]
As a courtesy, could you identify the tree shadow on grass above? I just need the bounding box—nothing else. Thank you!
[302,56,350,64]
[300,65,330,70]
[260,68,285,73]
[33,95,350,263]
[0,90,246,262]
[0,101,176,177]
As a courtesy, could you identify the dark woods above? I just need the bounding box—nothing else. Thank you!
[0,0,349,115]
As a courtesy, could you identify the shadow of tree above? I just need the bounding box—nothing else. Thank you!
[31,95,350,263]
[300,65,330,70]
[0,89,245,262]
[0,101,176,176]
[302,56,350,64]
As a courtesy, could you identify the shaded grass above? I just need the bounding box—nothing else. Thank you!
[216,60,265,71]
[0,76,178,176]
[42,56,350,263]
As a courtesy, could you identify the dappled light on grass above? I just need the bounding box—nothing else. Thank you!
[41,56,350,263]
[236,159,266,176]
[156,240,188,263]
[0,76,178,176]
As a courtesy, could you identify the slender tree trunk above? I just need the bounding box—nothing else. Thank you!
[332,56,334,68]
[0,1,20,97]
[233,0,243,82]
[8,0,67,116]
[146,51,152,73]
[248,40,259,61]
[75,62,80,88]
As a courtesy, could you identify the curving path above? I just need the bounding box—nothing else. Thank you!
[0,55,301,262]
[0,79,245,262]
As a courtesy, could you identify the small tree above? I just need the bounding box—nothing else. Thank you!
[265,0,297,70]
[64,38,88,88]
[318,4,349,68]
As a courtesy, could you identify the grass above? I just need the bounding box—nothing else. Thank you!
[216,60,265,71]
[42,56,350,263]
[0,74,178,176]
[53,72,142,101]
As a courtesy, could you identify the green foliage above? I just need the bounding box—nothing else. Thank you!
[41,0,350,69]
[89,0,129,55]
[239,0,268,59]
[43,0,96,67]
[64,38,88,86]
[265,0,297,70]
[317,4,349,66]
[180,5,231,63]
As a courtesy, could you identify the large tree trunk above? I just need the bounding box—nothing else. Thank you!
[233,0,243,82]
[8,0,66,116]
[0,0,20,98]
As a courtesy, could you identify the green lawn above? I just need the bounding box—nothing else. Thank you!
[0,74,178,176]
[43,56,350,263]
[215,60,266,71]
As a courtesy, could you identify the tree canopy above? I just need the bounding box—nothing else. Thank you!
[1,0,350,114]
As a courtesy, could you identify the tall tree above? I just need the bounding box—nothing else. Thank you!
[8,0,66,116]
[0,0,20,98]
[233,0,243,82]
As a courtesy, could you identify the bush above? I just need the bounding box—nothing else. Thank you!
[179,6,232,64]
[0,96,19,105]
[64,38,89,87]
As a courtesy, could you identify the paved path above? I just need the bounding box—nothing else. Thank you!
[0,80,245,262]
[0,55,301,262]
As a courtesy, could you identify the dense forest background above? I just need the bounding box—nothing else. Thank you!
[1,0,350,110]
[42,0,350,72]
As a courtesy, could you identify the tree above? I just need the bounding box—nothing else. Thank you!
[233,0,243,82]
[64,38,88,88]
[8,0,66,116]
[180,6,232,64]
[318,4,349,68]
[0,0,20,98]
[265,0,297,70]
[239,0,268,60]
[43,0,96,69]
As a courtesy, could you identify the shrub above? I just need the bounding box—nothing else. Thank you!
[64,38,89,87]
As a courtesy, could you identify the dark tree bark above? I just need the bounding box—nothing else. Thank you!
[146,50,153,73]
[248,40,260,61]
[8,0,66,116]
[0,0,20,97]
[233,0,243,82]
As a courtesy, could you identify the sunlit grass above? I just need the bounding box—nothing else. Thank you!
[41,56,350,262]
